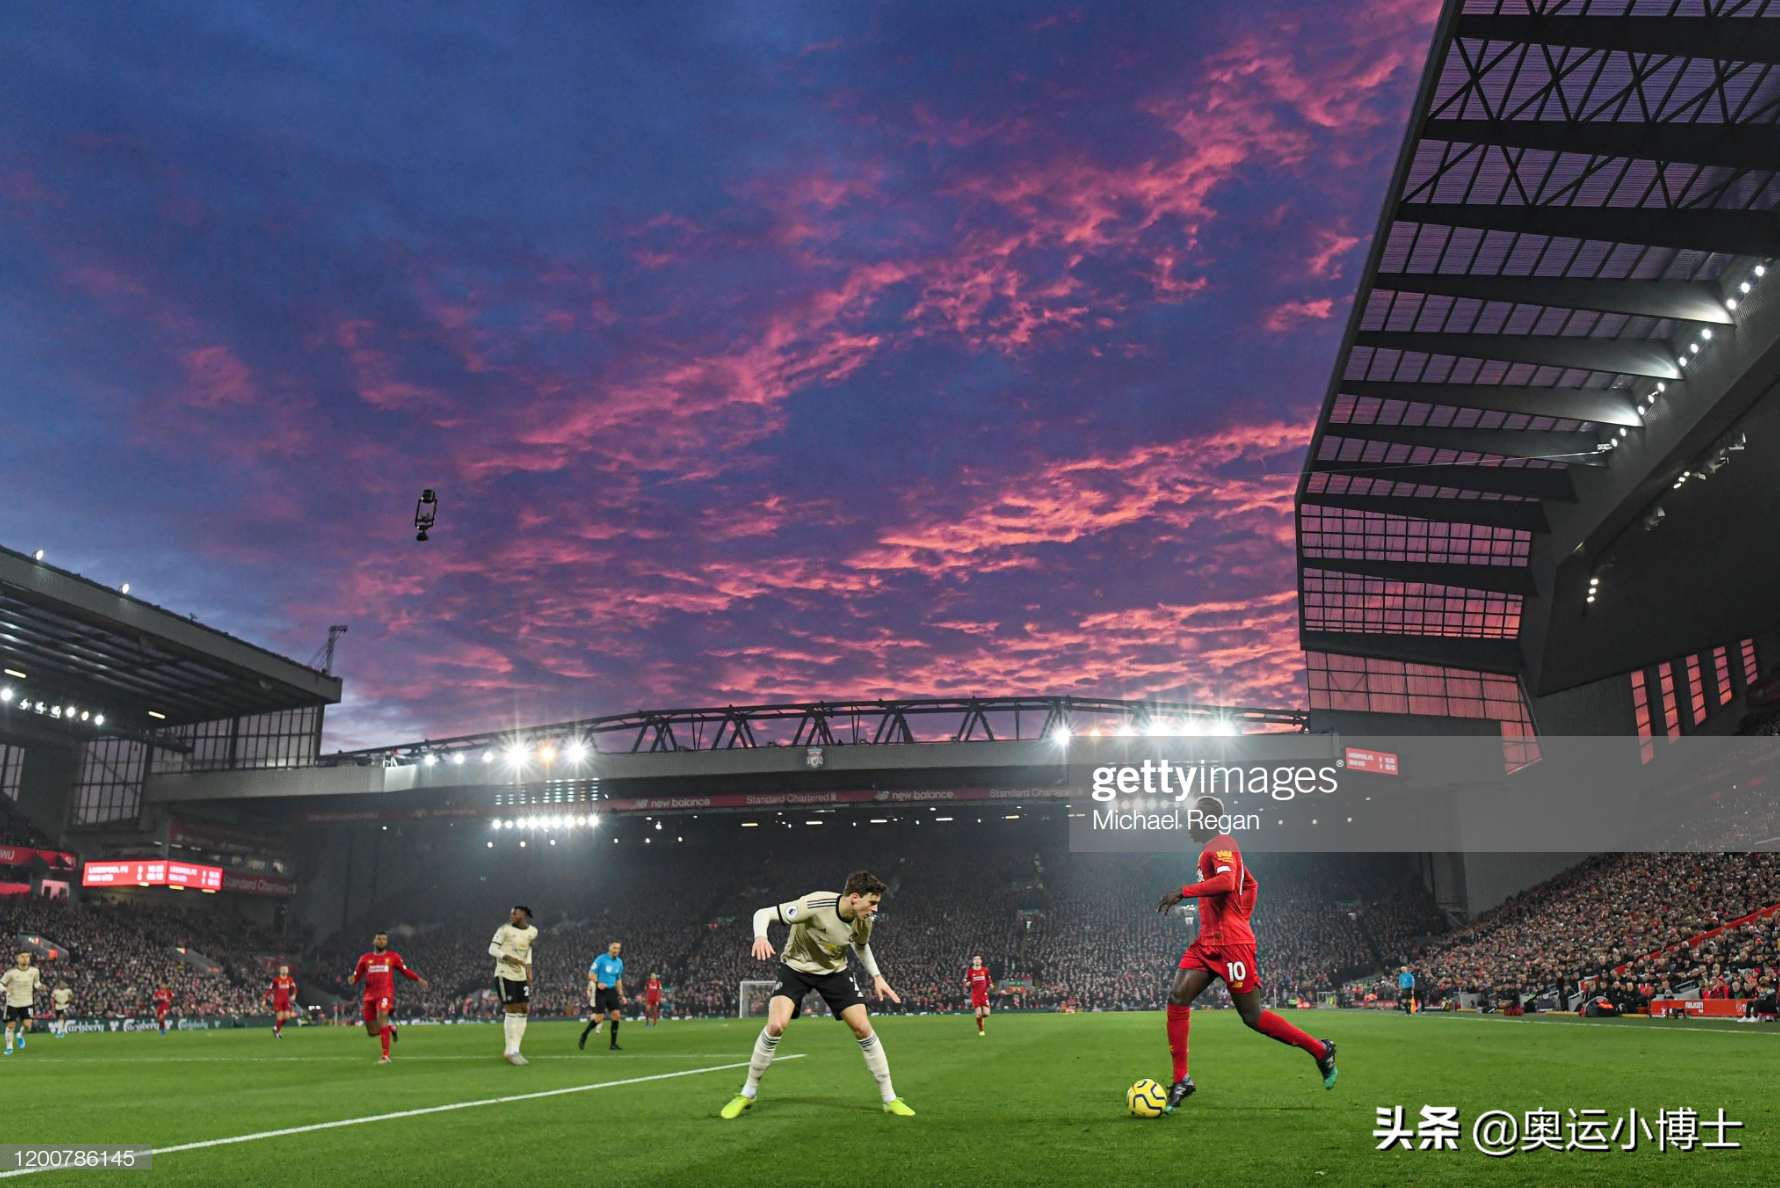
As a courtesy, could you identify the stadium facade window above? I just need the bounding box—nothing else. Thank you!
[1658,663,1681,739]
[1742,638,1760,686]
[1298,505,1530,567]
[1713,646,1734,709]
[1300,569,1519,638]
[1304,652,1532,725]
[1685,655,1707,727]
[73,736,146,826]
[0,744,21,801]
[1629,671,1654,764]
[148,707,323,775]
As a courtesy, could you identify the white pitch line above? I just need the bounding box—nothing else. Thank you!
[0,1053,764,1064]
[0,1056,800,1178]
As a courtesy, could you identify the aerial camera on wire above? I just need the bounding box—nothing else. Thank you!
[414,489,438,542]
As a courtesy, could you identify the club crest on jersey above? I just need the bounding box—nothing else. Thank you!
[1216,850,1234,861]
[784,905,800,919]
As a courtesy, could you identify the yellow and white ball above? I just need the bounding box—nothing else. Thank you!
[1127,1078,1168,1118]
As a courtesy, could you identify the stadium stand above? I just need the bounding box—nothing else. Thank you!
[1404,852,1780,1012]
[302,836,1443,1018]
[0,895,296,1019]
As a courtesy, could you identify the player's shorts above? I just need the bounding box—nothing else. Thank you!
[154,1006,170,1019]
[1179,940,1262,993]
[272,998,292,1012]
[53,1009,67,1021]
[970,993,990,1009]
[362,996,391,1027]
[497,977,530,1007]
[3,1005,29,1023]
[771,963,866,1020]
[589,987,621,1014]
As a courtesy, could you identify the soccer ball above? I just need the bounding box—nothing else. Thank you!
[1126,1078,1168,1118]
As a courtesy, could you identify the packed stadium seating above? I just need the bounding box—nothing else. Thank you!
[1404,852,1780,1011]
[0,894,295,1019]
[303,832,1443,1018]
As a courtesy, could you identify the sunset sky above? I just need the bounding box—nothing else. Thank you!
[0,1,1441,747]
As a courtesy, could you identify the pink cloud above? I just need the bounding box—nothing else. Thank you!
[1263,298,1334,331]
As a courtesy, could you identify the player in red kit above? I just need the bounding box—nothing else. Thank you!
[1155,797,1337,1112]
[643,974,663,1027]
[152,984,174,1036]
[349,932,427,1064]
[964,956,993,1035]
[269,965,298,1039]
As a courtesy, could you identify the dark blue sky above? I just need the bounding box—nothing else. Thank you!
[0,1,1438,745]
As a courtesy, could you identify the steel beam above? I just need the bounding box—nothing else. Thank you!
[1355,329,1679,378]
[1374,271,1730,324]
[1299,629,1524,674]
[1324,421,1607,465]
[1426,118,1780,176]
[1303,557,1537,596]
[1396,202,1780,259]
[1454,14,1780,67]
[1310,460,1577,501]
[1301,491,1550,533]
[1337,381,1644,426]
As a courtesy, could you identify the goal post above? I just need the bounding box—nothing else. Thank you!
[739,980,776,1018]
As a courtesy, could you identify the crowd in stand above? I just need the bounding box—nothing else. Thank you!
[0,895,293,1019]
[298,834,1444,1018]
[1397,852,1780,1012]
[10,823,1778,1022]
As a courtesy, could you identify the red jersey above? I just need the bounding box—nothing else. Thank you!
[1183,835,1257,947]
[644,978,662,1005]
[966,967,992,998]
[152,989,173,1013]
[271,975,296,1004]
[353,951,418,1000]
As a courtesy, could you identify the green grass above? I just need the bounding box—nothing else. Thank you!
[1,1011,1773,1186]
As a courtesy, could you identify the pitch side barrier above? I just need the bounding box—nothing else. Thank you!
[1066,734,1780,853]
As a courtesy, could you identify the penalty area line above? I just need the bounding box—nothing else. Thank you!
[0,1056,801,1177]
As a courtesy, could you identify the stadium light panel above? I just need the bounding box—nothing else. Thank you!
[804,820,824,826]
[575,815,587,826]
[1050,726,1072,743]
[1728,298,1739,310]
[79,711,88,721]
[120,583,129,594]
[487,841,493,848]
[869,818,888,824]
[505,744,526,765]
[1757,265,1767,277]
[741,821,758,827]
[148,710,165,720]
[538,745,556,764]
[93,714,103,726]
[565,741,587,763]
[424,754,438,766]
[0,688,10,702]
[1701,329,1713,340]
[1742,281,1754,293]
[452,752,465,765]
[589,814,600,828]
[2,669,21,679]
[1689,343,1700,354]
[31,550,41,561]
[1115,723,1135,737]
[936,816,954,821]
[482,751,493,763]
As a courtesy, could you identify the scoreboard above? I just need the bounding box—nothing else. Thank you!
[80,860,223,892]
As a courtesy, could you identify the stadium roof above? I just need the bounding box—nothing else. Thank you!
[0,543,340,735]
[1297,0,1780,695]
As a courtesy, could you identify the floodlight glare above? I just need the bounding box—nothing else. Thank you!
[565,740,587,763]
[0,689,11,703]
[538,745,557,764]
[93,714,104,726]
[1049,725,1072,744]
[424,754,438,766]
[452,753,465,765]
[505,744,527,765]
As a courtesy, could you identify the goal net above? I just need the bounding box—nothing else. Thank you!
[739,980,776,1018]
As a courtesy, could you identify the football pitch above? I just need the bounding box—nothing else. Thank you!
[0,1011,1770,1186]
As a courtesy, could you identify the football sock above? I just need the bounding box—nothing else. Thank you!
[742,1027,780,1097]
[502,1013,518,1054]
[858,1032,896,1103]
[513,1014,527,1052]
[1166,1004,1191,1081]
[379,1028,390,1058]
[976,1014,984,1033]
[608,1018,619,1045]
[1255,1010,1324,1057]
[579,1020,596,1043]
